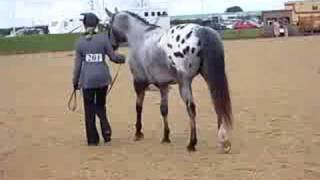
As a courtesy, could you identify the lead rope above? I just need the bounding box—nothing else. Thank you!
[106,64,122,95]
[67,89,78,112]
[67,64,122,112]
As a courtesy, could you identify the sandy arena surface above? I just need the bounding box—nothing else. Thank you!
[0,36,320,180]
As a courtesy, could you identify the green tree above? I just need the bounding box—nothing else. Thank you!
[225,6,243,13]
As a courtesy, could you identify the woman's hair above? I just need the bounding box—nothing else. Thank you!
[85,27,96,40]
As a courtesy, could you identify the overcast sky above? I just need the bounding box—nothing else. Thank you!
[0,0,288,28]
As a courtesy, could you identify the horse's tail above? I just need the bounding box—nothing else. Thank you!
[197,27,233,128]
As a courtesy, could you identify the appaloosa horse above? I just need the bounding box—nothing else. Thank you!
[106,9,233,152]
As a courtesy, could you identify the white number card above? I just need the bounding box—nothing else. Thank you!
[85,54,103,62]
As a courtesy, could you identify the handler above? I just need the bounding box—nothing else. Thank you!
[72,13,126,146]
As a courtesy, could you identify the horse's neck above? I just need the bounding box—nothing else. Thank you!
[126,25,163,49]
[127,33,144,48]
[125,24,144,45]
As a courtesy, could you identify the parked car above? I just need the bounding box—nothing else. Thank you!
[225,23,235,29]
[202,20,227,31]
[233,21,258,29]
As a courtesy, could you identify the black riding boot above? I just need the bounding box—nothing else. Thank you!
[96,106,112,143]
[84,104,100,145]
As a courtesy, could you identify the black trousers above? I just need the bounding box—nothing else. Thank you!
[82,86,111,145]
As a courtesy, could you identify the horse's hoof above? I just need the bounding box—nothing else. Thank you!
[220,140,231,154]
[161,138,171,144]
[134,132,144,141]
[187,145,196,152]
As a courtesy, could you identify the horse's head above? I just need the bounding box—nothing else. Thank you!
[106,8,160,48]
[105,8,127,50]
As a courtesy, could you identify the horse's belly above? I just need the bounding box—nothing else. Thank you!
[129,59,175,83]
[148,67,176,83]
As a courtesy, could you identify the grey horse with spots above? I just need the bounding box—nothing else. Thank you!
[106,9,233,152]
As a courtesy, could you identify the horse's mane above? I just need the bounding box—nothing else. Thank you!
[124,11,160,31]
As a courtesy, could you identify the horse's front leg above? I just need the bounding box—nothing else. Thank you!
[179,80,197,152]
[134,81,148,141]
[159,84,170,143]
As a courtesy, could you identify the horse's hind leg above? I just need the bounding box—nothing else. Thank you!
[217,114,231,153]
[159,85,170,143]
[134,81,148,141]
[179,81,197,152]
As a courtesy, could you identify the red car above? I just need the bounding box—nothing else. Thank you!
[233,21,258,29]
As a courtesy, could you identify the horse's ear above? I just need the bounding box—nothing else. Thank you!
[115,7,119,13]
[105,8,114,17]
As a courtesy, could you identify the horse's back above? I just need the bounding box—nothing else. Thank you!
[159,24,203,77]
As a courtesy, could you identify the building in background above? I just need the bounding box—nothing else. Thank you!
[48,0,100,34]
[262,0,320,35]
[171,11,262,30]
[48,0,170,34]
[262,10,293,25]
[285,0,320,24]
[106,0,170,30]
[262,0,320,26]
[285,0,320,32]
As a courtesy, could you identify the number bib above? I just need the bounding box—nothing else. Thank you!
[85,54,103,63]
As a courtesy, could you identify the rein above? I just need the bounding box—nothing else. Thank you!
[107,63,122,95]
[67,89,78,112]
[67,64,122,113]
[67,14,123,112]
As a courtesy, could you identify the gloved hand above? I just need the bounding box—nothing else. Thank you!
[116,54,126,64]
[73,83,79,90]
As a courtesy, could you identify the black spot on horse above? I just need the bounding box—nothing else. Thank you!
[168,55,172,60]
[198,40,201,46]
[176,35,180,42]
[169,60,176,71]
[191,47,196,54]
[196,50,201,57]
[171,29,175,34]
[174,52,184,58]
[179,25,186,29]
[186,31,192,39]
[167,43,173,49]
[183,46,190,55]
[181,39,185,44]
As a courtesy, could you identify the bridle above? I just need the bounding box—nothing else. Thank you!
[107,14,120,51]
[105,13,122,96]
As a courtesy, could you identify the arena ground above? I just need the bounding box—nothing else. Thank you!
[0,36,320,180]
